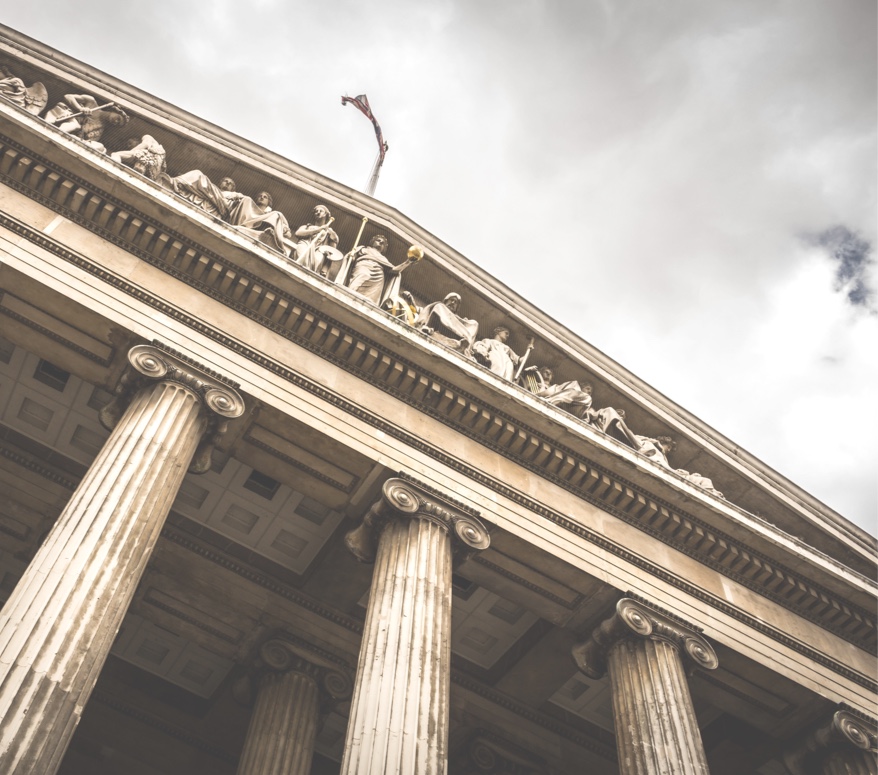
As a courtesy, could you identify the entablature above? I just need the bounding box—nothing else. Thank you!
[0,25,875,668]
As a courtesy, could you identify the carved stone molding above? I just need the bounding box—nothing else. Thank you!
[456,731,548,775]
[345,476,491,564]
[572,597,719,680]
[234,636,353,711]
[783,707,878,775]
[99,342,244,473]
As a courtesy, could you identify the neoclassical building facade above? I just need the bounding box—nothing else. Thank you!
[0,25,875,775]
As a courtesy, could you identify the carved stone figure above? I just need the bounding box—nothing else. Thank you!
[44,93,128,152]
[293,204,341,276]
[226,190,293,256]
[635,434,724,497]
[473,326,522,381]
[533,367,594,419]
[413,292,479,355]
[634,435,675,468]
[161,171,242,219]
[110,135,166,181]
[344,235,402,305]
[676,470,724,498]
[588,405,640,448]
[0,67,47,115]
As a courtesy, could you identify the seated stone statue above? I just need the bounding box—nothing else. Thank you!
[343,234,404,305]
[634,434,724,497]
[226,190,293,256]
[473,326,522,381]
[676,470,724,499]
[634,435,675,468]
[293,204,341,276]
[161,171,242,220]
[530,367,594,419]
[0,67,47,115]
[413,292,479,356]
[588,405,639,448]
[45,93,128,152]
[110,135,166,181]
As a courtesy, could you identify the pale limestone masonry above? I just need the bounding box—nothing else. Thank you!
[0,24,874,775]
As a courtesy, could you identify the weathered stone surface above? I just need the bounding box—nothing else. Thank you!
[0,345,243,775]
[573,598,718,775]
[342,478,489,775]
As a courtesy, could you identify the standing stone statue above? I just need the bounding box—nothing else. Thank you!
[0,67,47,115]
[413,292,479,356]
[293,204,341,276]
[473,326,523,381]
[44,93,129,152]
[344,234,403,304]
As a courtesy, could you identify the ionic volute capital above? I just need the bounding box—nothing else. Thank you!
[783,707,878,775]
[572,597,718,679]
[99,343,244,472]
[232,637,353,712]
[345,476,490,564]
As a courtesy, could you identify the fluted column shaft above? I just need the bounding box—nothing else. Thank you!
[341,478,489,775]
[0,345,243,775]
[608,637,709,775]
[236,637,352,775]
[573,598,718,775]
[238,670,320,775]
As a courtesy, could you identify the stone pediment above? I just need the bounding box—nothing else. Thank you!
[0,21,874,667]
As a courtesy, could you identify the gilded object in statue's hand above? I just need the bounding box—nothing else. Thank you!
[407,244,425,261]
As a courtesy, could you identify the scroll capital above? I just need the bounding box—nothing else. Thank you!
[233,636,353,711]
[572,597,718,679]
[99,343,244,472]
[783,707,878,775]
[345,476,490,563]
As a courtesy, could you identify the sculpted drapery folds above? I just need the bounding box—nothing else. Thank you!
[0,67,47,115]
[414,292,479,356]
[533,367,594,419]
[44,92,128,152]
[473,326,522,380]
[345,234,402,304]
[22,66,728,500]
[293,204,341,276]
[226,189,293,256]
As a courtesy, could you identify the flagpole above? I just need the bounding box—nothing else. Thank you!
[365,147,386,197]
[342,94,388,198]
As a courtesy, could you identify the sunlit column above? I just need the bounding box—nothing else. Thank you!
[0,344,244,775]
[573,597,718,775]
[341,477,490,775]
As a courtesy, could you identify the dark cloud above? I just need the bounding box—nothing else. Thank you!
[812,225,875,309]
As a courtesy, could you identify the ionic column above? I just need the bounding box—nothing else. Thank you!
[783,708,878,775]
[0,344,244,775]
[236,638,353,775]
[572,597,718,775]
[341,477,490,775]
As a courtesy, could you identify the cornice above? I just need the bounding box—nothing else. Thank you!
[0,139,876,684]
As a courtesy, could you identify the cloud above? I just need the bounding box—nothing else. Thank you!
[2,0,875,532]
[811,225,875,309]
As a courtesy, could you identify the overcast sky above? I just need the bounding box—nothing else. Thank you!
[5,1,876,536]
